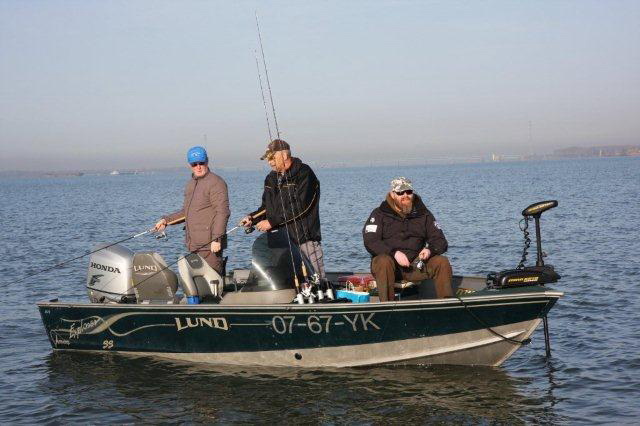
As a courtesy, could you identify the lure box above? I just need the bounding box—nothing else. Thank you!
[336,290,370,303]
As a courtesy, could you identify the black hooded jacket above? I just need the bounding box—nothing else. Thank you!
[362,194,448,262]
[250,157,321,244]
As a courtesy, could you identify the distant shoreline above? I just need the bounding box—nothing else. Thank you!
[0,148,637,179]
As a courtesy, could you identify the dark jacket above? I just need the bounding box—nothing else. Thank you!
[250,157,321,244]
[363,194,447,262]
[164,170,230,252]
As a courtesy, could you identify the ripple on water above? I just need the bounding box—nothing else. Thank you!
[1,159,640,423]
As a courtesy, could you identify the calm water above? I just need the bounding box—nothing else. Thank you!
[1,157,638,423]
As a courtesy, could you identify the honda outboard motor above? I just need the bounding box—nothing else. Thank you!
[87,244,179,304]
[87,244,135,303]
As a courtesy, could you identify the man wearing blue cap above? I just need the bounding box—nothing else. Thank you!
[154,146,230,273]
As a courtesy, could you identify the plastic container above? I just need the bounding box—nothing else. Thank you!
[336,289,370,303]
[186,296,200,304]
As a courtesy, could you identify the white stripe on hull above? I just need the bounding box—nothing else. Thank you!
[53,319,541,367]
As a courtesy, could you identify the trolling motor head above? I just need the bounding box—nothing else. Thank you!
[522,200,558,218]
[521,200,558,267]
[487,200,561,289]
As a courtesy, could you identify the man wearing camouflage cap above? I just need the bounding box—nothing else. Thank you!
[240,139,325,278]
[362,177,453,301]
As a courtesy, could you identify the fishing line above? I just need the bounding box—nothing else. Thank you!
[254,13,305,301]
[255,12,280,138]
[13,228,157,285]
[254,51,273,141]
[254,14,323,294]
[88,225,243,300]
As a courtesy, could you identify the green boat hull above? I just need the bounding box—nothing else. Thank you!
[38,286,562,367]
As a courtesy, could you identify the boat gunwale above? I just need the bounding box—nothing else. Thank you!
[37,288,563,311]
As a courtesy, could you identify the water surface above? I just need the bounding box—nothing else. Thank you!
[1,157,638,423]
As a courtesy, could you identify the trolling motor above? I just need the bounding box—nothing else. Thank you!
[487,200,561,289]
[486,200,562,358]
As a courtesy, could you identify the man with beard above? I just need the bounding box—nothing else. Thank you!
[240,139,325,279]
[362,177,453,301]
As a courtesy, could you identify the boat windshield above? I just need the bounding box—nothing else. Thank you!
[242,231,314,292]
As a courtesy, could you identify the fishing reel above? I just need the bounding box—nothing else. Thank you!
[244,225,255,234]
[487,200,561,289]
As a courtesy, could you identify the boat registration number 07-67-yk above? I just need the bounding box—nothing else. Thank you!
[271,313,380,335]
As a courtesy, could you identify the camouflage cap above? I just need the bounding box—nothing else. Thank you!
[390,177,413,193]
[259,139,291,160]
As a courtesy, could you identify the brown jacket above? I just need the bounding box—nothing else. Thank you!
[164,170,230,252]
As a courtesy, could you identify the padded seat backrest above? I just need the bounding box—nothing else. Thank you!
[178,253,224,299]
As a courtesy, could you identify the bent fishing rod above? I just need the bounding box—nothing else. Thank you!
[12,217,182,285]
[127,209,273,293]
[102,223,244,297]
[12,217,229,285]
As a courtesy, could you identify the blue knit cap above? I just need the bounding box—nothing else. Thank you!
[187,146,208,164]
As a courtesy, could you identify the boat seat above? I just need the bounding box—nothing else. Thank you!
[178,253,224,302]
[132,252,179,304]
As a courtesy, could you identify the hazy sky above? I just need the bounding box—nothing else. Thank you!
[1,1,639,171]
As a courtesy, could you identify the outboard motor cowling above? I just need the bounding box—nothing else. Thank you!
[87,244,179,304]
[132,252,179,303]
[87,244,135,303]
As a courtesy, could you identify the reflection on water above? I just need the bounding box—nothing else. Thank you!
[42,351,563,423]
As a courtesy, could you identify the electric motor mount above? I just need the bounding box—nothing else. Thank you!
[487,265,561,289]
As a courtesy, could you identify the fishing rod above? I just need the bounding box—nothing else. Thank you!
[12,220,180,285]
[254,13,330,301]
[273,177,305,304]
[124,225,242,293]
[255,12,280,138]
[86,224,244,300]
[286,180,332,300]
[254,51,273,141]
[253,15,310,303]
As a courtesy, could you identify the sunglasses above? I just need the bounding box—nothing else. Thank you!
[394,190,413,196]
[190,162,207,167]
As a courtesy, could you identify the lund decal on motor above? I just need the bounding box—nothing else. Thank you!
[133,265,159,272]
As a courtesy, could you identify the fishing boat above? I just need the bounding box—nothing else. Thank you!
[37,201,563,367]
